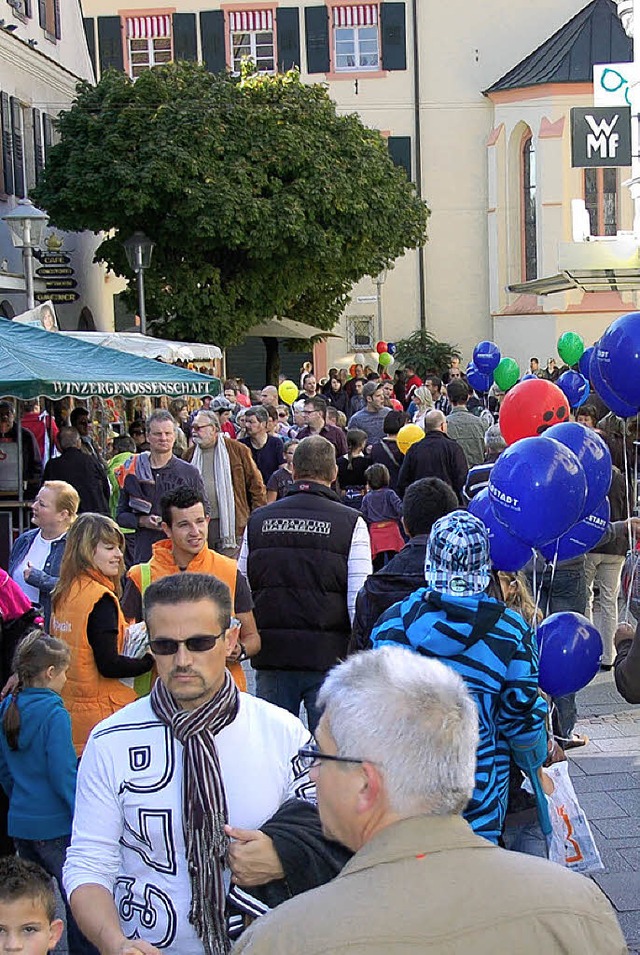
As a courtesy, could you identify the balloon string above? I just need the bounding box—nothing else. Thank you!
[623,418,634,556]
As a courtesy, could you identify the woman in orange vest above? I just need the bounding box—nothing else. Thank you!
[50,514,153,755]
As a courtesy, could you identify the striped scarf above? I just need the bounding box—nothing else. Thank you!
[150,671,240,955]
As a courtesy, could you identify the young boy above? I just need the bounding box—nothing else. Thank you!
[0,858,63,955]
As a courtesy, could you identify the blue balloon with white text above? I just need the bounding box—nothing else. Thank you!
[468,488,532,572]
[539,496,610,563]
[543,421,612,518]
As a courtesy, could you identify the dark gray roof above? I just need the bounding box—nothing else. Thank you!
[486,0,632,93]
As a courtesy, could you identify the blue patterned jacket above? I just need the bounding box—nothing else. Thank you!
[371,589,548,843]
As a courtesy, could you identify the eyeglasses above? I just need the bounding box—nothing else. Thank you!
[191,424,214,433]
[297,744,367,772]
[149,632,227,655]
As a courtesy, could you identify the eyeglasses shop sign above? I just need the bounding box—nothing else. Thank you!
[571,107,631,168]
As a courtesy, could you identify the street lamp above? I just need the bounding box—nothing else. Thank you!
[374,268,388,342]
[123,231,155,335]
[1,198,49,309]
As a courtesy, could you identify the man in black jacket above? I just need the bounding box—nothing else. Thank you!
[397,410,468,500]
[350,478,458,652]
[42,427,110,514]
[238,435,372,732]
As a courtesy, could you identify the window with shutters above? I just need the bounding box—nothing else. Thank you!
[332,5,379,71]
[11,98,26,200]
[39,0,60,38]
[521,131,537,282]
[126,15,172,78]
[584,168,618,237]
[229,10,275,74]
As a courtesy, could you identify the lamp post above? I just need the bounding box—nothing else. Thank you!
[374,268,388,342]
[617,1,640,235]
[1,199,49,309]
[123,231,155,335]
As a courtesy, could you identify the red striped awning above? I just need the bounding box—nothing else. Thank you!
[333,5,378,27]
[126,15,172,39]
[229,9,274,32]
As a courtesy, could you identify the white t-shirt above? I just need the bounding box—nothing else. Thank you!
[11,530,61,603]
[63,693,313,955]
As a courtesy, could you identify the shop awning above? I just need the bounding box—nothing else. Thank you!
[60,331,222,362]
[0,319,220,400]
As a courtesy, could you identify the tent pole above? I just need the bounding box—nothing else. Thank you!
[16,401,24,534]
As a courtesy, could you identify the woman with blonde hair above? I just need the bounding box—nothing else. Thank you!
[9,481,80,628]
[50,514,153,754]
[411,385,434,431]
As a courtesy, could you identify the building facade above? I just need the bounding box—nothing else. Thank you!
[0,0,114,329]
[78,0,633,373]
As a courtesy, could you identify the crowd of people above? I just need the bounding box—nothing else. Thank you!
[0,353,636,955]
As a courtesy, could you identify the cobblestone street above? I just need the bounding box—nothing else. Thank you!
[571,672,640,953]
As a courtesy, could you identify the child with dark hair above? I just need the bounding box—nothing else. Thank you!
[0,632,95,955]
[337,429,370,509]
[361,464,404,570]
[0,856,63,954]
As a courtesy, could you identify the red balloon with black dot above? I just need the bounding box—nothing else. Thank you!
[498,378,570,446]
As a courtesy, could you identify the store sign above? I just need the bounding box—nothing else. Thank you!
[33,245,80,305]
[594,63,639,107]
[571,107,631,167]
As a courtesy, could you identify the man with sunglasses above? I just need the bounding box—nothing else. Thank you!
[234,646,625,955]
[64,573,314,955]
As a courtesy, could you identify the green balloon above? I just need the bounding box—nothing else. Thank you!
[557,331,585,366]
[493,357,520,391]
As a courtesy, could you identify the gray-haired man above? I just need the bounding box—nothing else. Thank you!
[233,646,625,955]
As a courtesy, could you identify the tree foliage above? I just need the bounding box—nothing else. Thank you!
[34,63,429,346]
[393,330,460,379]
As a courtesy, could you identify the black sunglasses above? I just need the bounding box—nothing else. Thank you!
[149,632,226,655]
[297,744,367,771]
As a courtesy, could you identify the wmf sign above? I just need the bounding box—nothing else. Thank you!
[571,107,631,167]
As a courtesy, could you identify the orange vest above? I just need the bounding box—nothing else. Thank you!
[51,571,136,756]
[128,539,246,691]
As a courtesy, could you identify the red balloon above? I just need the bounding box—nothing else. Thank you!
[349,363,357,377]
[376,341,388,354]
[499,378,570,446]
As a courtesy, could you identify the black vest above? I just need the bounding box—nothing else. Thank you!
[247,481,359,671]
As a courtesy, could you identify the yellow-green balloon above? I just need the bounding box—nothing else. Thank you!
[278,380,299,405]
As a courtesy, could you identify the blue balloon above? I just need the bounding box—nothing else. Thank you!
[468,488,532,572]
[589,348,637,418]
[387,342,396,355]
[466,362,493,394]
[556,370,590,409]
[539,496,610,562]
[520,373,538,381]
[544,421,612,517]
[579,345,594,378]
[488,436,587,548]
[597,312,640,409]
[473,340,501,374]
[537,612,603,696]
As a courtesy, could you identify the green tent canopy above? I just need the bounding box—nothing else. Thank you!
[0,318,220,400]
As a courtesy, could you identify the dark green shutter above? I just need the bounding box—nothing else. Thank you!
[83,17,97,75]
[305,6,329,74]
[380,3,406,71]
[54,0,61,39]
[200,11,226,74]
[173,13,197,62]
[43,113,53,160]
[38,0,46,29]
[98,16,124,74]
[32,108,44,184]
[0,94,13,197]
[276,8,300,72]
[10,98,25,199]
[387,136,412,179]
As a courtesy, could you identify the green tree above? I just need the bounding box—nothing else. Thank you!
[34,63,429,352]
[393,330,460,379]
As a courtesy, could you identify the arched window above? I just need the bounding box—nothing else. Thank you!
[522,134,537,281]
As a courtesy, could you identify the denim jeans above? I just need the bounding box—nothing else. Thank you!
[502,820,548,858]
[15,836,99,955]
[255,669,326,734]
[529,563,587,746]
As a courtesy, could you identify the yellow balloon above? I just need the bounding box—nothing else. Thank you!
[278,380,299,405]
[397,423,425,455]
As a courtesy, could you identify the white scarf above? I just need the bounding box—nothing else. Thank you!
[192,437,237,550]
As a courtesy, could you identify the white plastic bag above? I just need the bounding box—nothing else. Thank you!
[544,761,603,874]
